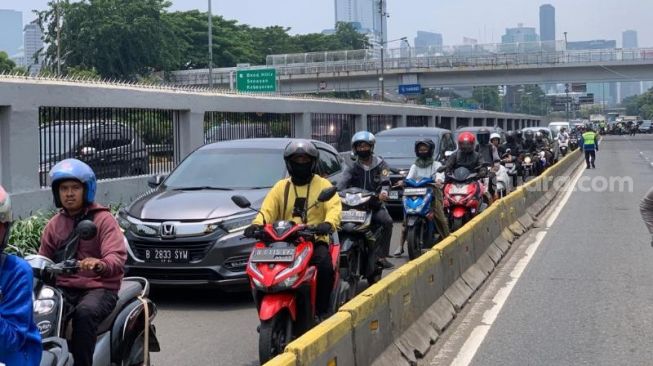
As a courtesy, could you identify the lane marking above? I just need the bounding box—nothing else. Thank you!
[447,164,584,366]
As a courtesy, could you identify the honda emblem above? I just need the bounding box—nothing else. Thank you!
[161,222,176,238]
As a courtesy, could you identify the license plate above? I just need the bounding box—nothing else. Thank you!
[341,210,367,223]
[450,185,468,195]
[250,248,295,263]
[403,187,427,196]
[389,190,400,200]
[505,163,514,168]
[144,248,190,263]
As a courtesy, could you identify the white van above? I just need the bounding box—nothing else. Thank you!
[548,121,570,138]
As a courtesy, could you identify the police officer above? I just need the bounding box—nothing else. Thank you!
[581,127,599,169]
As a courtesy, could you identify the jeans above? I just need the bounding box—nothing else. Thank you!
[585,150,596,167]
[372,206,394,258]
[62,288,118,366]
[310,243,334,316]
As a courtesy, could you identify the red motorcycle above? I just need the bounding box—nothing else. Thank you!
[443,166,490,231]
[231,187,349,364]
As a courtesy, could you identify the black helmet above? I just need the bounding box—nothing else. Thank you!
[505,130,516,143]
[284,140,319,185]
[414,138,435,158]
[477,128,490,145]
[523,130,534,140]
[535,131,544,141]
[0,185,12,253]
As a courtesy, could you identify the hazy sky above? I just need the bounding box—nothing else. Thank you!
[3,0,652,48]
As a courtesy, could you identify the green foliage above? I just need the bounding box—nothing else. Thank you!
[0,51,18,73]
[472,86,501,111]
[619,87,653,119]
[510,85,548,116]
[66,65,101,79]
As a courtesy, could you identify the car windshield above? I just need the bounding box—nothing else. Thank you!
[39,126,82,158]
[376,136,440,158]
[164,148,285,190]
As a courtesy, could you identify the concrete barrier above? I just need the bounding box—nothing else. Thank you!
[284,312,355,366]
[264,352,297,366]
[500,187,529,235]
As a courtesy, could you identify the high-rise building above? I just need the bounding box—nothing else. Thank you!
[23,21,44,75]
[501,24,540,44]
[566,39,617,50]
[414,31,442,51]
[567,39,619,105]
[539,5,555,42]
[334,0,386,47]
[0,9,23,56]
[623,30,638,48]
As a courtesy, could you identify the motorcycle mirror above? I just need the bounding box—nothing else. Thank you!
[317,187,337,202]
[77,220,97,241]
[231,195,251,209]
[444,150,454,158]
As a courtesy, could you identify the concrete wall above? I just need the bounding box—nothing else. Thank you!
[0,76,540,217]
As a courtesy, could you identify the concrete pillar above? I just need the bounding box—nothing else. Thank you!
[2,107,40,192]
[482,118,488,127]
[294,112,312,139]
[355,113,368,132]
[177,110,205,162]
[452,117,458,130]
[427,115,436,127]
[396,115,407,127]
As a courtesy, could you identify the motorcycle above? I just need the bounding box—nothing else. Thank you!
[231,187,349,364]
[559,142,569,157]
[27,220,160,366]
[401,178,439,260]
[443,166,488,231]
[569,137,578,151]
[337,187,384,299]
[493,162,512,198]
[521,153,535,182]
[501,150,519,189]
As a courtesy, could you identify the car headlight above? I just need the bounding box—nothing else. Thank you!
[34,299,55,315]
[221,214,256,233]
[116,211,131,232]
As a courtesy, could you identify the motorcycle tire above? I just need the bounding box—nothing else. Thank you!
[259,312,293,364]
[406,222,424,260]
[366,268,382,286]
[121,330,148,366]
[452,218,464,231]
[345,251,360,300]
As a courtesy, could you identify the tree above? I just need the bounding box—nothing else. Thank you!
[511,85,547,115]
[472,86,501,111]
[334,22,370,50]
[0,51,17,73]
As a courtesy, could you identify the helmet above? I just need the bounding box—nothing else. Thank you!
[49,158,97,208]
[535,131,544,141]
[414,138,435,158]
[505,131,516,143]
[490,133,501,143]
[477,128,490,145]
[523,130,534,140]
[283,139,319,175]
[0,185,12,253]
[351,131,376,152]
[457,132,476,153]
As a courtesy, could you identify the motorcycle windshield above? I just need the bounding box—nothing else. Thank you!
[452,167,472,182]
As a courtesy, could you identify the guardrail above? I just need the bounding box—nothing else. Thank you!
[264,148,582,365]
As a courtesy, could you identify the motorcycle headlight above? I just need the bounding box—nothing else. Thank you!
[524,157,532,164]
[279,275,299,288]
[343,193,370,206]
[221,214,256,233]
[34,299,55,315]
[275,247,310,283]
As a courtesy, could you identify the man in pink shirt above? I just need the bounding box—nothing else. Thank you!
[38,159,126,366]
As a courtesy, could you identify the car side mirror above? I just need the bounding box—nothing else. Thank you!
[80,146,96,156]
[77,220,97,240]
[147,175,166,189]
[317,187,337,202]
[231,195,251,209]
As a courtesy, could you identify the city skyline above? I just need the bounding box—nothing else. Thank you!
[3,0,652,49]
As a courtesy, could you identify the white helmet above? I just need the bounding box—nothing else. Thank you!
[490,133,501,142]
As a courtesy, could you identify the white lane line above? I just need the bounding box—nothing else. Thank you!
[447,165,584,366]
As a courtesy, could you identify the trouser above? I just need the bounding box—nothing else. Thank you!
[372,206,394,258]
[585,150,596,167]
[62,288,118,366]
[311,243,334,316]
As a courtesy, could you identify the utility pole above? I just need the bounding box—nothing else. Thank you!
[56,0,61,76]
[378,0,386,101]
[208,0,214,88]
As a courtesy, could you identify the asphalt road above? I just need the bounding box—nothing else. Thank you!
[427,135,653,366]
[149,220,409,366]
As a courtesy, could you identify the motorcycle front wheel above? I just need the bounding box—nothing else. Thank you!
[452,217,464,231]
[259,312,293,364]
[406,220,425,260]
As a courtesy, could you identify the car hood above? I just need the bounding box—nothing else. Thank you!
[382,157,416,171]
[126,188,269,221]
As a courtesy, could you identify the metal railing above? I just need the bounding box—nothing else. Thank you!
[311,113,357,152]
[407,116,429,127]
[203,112,295,144]
[39,107,181,187]
[368,115,397,134]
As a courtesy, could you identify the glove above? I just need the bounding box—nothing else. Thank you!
[437,166,446,173]
[243,224,262,238]
[315,222,333,235]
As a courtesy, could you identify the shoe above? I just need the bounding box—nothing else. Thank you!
[393,246,404,257]
[586,165,591,169]
[592,164,596,168]
[379,258,395,269]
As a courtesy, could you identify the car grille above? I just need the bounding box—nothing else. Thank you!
[131,240,214,262]
[224,255,249,272]
[126,268,222,281]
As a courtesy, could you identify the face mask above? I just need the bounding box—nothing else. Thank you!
[417,151,431,159]
[357,150,372,159]
[289,161,313,186]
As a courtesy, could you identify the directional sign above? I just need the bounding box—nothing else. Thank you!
[398,84,422,95]
[236,69,277,92]
[579,93,595,104]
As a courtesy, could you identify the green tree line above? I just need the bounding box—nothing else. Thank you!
[35,0,369,79]
[621,87,653,119]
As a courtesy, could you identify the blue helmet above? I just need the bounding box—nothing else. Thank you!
[351,131,376,151]
[49,159,97,208]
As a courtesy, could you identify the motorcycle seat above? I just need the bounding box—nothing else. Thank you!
[96,280,143,335]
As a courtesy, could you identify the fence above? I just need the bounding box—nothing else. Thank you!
[311,113,356,152]
[203,112,295,144]
[368,115,397,134]
[38,107,181,187]
[407,115,429,127]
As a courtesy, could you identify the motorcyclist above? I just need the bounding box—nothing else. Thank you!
[394,138,450,257]
[522,130,538,153]
[245,140,341,318]
[476,129,499,198]
[38,159,127,366]
[502,131,523,188]
[438,132,490,202]
[490,132,503,155]
[0,186,42,366]
[557,127,570,156]
[336,131,395,269]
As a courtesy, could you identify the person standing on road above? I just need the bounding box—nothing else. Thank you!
[580,127,599,169]
[641,187,653,247]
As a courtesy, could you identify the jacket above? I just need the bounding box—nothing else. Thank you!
[641,187,653,236]
[477,144,500,163]
[581,131,599,152]
[442,150,487,177]
[0,255,41,366]
[336,156,391,194]
[39,203,127,292]
[406,159,445,183]
[253,175,341,231]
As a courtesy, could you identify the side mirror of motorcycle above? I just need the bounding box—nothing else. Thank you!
[77,220,97,241]
[444,150,454,158]
[231,195,251,209]
[317,187,337,202]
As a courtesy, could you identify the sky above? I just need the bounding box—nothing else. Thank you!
[3,0,652,48]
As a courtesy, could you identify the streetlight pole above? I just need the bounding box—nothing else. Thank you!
[563,31,568,49]
[56,0,61,76]
[208,0,214,88]
[378,0,388,101]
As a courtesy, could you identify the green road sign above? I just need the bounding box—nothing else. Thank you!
[236,69,276,92]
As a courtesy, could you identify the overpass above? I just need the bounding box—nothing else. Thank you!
[170,47,653,93]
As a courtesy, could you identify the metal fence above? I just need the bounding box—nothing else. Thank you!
[311,113,356,152]
[39,107,181,186]
[203,112,295,144]
[368,115,397,134]
[407,116,429,127]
